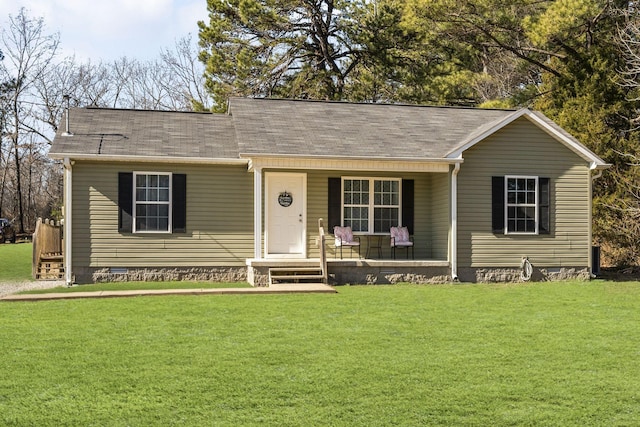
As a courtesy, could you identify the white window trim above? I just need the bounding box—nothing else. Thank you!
[133,171,173,234]
[504,175,538,235]
[341,176,402,234]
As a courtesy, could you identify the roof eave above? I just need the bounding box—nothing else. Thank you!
[591,161,612,171]
[48,153,248,165]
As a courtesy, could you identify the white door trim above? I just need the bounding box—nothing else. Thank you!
[265,172,307,258]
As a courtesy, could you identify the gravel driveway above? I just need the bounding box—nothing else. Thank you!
[0,280,65,298]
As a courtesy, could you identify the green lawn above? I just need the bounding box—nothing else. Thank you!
[1,281,640,426]
[0,242,32,282]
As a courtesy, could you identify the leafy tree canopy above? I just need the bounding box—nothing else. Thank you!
[197,0,487,110]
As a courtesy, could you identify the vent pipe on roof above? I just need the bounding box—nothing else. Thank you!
[62,94,73,137]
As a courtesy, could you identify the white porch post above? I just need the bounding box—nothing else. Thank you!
[63,158,73,285]
[451,163,461,281]
[254,166,263,259]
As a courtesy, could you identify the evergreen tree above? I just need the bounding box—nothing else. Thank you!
[197,0,481,109]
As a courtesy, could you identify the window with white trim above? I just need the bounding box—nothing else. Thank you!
[505,176,537,234]
[343,178,400,233]
[134,172,171,232]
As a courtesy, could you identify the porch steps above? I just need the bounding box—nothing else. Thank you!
[36,253,64,280]
[266,219,329,287]
[269,267,325,286]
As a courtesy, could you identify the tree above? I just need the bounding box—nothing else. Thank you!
[594,4,640,265]
[617,4,640,126]
[160,35,213,111]
[35,36,212,114]
[198,0,494,109]
[403,0,546,106]
[596,152,640,265]
[0,8,59,234]
[198,0,363,110]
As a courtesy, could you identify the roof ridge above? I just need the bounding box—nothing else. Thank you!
[229,96,518,112]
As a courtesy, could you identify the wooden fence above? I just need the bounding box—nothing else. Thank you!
[32,218,63,279]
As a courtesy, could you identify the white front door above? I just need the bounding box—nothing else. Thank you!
[265,173,306,257]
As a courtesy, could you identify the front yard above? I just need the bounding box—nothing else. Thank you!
[0,242,32,282]
[1,281,639,425]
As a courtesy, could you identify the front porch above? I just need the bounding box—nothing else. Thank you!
[247,258,451,286]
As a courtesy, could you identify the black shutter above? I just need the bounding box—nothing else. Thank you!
[402,179,414,235]
[328,177,341,231]
[492,176,505,234]
[118,172,133,233]
[172,173,187,233]
[539,177,550,234]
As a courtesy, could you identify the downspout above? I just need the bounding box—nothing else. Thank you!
[254,166,262,259]
[63,158,73,285]
[451,162,461,281]
[589,162,603,278]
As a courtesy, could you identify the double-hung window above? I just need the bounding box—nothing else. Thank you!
[506,176,537,234]
[492,175,550,235]
[118,172,186,234]
[133,172,171,233]
[342,178,400,233]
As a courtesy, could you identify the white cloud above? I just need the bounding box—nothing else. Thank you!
[0,0,207,62]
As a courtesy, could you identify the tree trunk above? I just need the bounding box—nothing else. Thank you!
[12,134,24,234]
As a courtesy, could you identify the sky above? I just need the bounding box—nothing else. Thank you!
[0,0,208,62]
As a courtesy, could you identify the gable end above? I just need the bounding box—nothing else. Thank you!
[446,109,609,169]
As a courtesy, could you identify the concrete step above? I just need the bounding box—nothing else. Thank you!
[270,267,323,273]
[270,274,325,281]
[269,266,325,285]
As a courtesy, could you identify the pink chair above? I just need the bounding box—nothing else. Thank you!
[333,226,361,259]
[390,226,414,259]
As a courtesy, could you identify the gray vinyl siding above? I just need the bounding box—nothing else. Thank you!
[429,172,450,260]
[304,170,446,260]
[72,161,254,268]
[457,117,591,268]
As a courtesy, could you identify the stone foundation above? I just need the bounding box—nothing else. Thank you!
[457,266,591,283]
[73,267,247,285]
[72,264,591,285]
[247,266,270,287]
[330,265,451,284]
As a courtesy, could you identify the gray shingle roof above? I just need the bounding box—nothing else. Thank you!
[52,99,605,166]
[49,108,238,159]
[229,98,514,159]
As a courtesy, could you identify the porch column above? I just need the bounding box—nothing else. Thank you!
[254,166,262,259]
[451,163,461,280]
